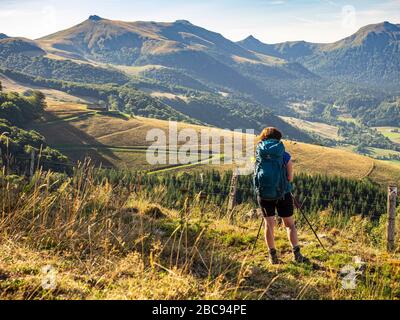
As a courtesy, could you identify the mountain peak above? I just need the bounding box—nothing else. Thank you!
[238,35,264,45]
[242,35,261,43]
[357,21,399,35]
[0,33,9,40]
[174,19,192,25]
[88,15,103,22]
[382,21,399,31]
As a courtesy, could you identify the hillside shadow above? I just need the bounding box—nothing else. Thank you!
[31,113,121,168]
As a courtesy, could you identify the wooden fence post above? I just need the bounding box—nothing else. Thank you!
[387,185,398,252]
[137,174,142,193]
[227,168,239,223]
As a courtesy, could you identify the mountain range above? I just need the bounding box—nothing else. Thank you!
[0,16,399,143]
[238,21,400,85]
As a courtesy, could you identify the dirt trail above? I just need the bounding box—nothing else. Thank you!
[362,160,376,179]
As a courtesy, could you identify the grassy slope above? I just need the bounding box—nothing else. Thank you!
[1,179,399,300]
[26,97,400,185]
[375,127,400,144]
[280,116,341,141]
[3,76,397,184]
[0,74,91,103]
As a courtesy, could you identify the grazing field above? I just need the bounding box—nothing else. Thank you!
[148,91,189,102]
[113,64,167,76]
[365,147,400,158]
[374,127,400,144]
[280,117,341,141]
[337,115,359,125]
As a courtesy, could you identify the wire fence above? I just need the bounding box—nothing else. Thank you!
[1,152,398,219]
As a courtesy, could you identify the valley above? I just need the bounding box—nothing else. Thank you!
[16,87,399,186]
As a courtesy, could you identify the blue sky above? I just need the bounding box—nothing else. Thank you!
[0,0,399,43]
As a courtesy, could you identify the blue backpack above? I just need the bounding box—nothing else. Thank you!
[254,139,290,200]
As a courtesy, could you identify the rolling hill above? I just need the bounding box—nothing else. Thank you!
[0,37,45,58]
[0,70,312,141]
[16,85,399,186]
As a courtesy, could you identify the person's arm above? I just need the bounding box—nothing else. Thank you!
[287,159,294,182]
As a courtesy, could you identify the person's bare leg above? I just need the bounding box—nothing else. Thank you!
[264,216,276,249]
[264,216,279,264]
[282,216,306,262]
[282,216,299,247]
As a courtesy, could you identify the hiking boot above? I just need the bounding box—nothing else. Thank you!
[293,246,307,263]
[269,248,279,265]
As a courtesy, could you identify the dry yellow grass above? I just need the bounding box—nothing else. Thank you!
[33,100,244,147]
[148,91,189,102]
[114,64,166,76]
[280,117,341,141]
[0,166,399,300]
[284,141,373,179]
[2,75,392,184]
[285,141,400,186]
[231,53,286,66]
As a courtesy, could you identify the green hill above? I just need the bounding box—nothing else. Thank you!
[238,21,400,87]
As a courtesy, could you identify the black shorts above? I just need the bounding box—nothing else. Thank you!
[258,193,294,218]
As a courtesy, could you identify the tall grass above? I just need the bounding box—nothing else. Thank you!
[0,162,257,299]
[0,162,398,300]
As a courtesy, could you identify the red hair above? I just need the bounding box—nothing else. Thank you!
[258,127,282,142]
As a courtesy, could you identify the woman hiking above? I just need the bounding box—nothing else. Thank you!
[254,127,307,264]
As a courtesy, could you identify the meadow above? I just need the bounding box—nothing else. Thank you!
[375,127,400,144]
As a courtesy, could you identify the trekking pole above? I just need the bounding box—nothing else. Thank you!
[291,193,328,253]
[251,217,264,255]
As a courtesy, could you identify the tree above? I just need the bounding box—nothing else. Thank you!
[28,90,46,112]
[108,95,120,111]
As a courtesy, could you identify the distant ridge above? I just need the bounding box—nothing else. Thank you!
[238,21,400,84]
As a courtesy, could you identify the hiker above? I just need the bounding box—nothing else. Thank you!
[254,127,306,264]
